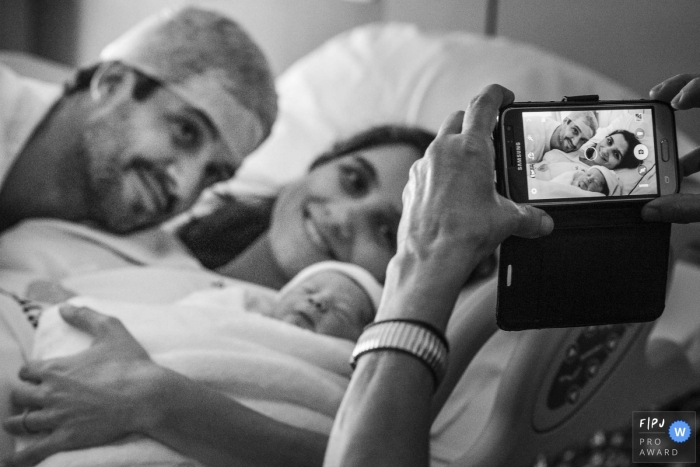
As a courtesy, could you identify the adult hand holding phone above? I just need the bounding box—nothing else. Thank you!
[643,73,700,223]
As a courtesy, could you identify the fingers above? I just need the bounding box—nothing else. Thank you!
[436,110,465,136]
[642,194,700,223]
[10,381,44,409]
[4,430,72,467]
[18,363,42,385]
[679,146,700,177]
[59,304,126,340]
[649,73,700,110]
[3,409,54,436]
[463,84,515,135]
[510,204,554,238]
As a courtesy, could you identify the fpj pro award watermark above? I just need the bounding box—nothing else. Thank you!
[633,411,695,463]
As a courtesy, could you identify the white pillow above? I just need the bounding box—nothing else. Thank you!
[221,22,696,197]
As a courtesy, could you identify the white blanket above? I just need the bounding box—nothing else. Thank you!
[18,296,354,467]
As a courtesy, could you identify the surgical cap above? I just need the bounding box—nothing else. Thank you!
[100,6,270,167]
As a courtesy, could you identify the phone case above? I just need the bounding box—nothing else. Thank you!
[496,201,671,330]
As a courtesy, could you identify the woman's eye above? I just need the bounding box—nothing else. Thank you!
[606,136,613,145]
[339,166,368,195]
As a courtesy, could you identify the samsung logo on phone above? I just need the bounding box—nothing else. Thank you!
[515,142,523,170]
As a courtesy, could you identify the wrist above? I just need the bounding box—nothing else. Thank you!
[128,362,173,435]
[377,247,483,331]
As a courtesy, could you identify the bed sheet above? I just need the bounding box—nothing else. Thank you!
[16,293,354,467]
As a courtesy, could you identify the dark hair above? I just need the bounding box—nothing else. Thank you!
[64,63,161,101]
[309,125,436,171]
[608,129,640,170]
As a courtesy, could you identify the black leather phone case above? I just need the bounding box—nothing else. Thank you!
[496,201,671,330]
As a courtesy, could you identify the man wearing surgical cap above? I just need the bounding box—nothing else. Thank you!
[0,6,277,234]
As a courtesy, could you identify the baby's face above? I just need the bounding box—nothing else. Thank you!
[574,168,606,193]
[275,271,375,341]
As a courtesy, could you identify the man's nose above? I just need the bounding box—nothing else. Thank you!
[165,157,208,203]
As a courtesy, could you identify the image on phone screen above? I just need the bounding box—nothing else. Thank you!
[519,108,657,201]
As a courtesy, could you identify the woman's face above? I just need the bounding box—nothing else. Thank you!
[269,143,421,282]
[592,134,629,169]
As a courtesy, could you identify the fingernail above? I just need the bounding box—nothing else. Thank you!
[671,91,684,108]
[642,205,660,221]
[541,215,554,234]
[650,83,664,94]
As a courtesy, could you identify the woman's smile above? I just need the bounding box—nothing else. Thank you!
[303,204,335,257]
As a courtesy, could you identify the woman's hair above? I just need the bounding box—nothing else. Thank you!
[309,125,436,171]
[608,129,640,170]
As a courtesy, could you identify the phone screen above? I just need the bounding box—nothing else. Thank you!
[504,106,660,203]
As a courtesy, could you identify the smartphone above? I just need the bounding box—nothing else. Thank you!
[497,100,679,205]
[495,99,679,330]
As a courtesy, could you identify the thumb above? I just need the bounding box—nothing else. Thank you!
[510,204,554,239]
[680,146,700,178]
[642,193,700,223]
[59,304,120,340]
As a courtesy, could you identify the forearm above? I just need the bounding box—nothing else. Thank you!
[142,366,328,467]
[325,251,481,466]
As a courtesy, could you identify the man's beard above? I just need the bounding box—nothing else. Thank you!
[78,146,147,234]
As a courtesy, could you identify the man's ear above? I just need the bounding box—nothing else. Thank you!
[89,61,137,103]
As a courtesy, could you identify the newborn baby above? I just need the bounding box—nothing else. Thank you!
[179,261,383,342]
[269,261,382,341]
[551,165,619,195]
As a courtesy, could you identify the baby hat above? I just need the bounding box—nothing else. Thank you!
[279,261,384,311]
[590,166,620,195]
[100,6,276,167]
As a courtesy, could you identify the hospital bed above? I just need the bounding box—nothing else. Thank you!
[2,23,700,466]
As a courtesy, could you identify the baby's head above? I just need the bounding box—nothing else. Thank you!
[274,261,383,341]
[573,166,619,195]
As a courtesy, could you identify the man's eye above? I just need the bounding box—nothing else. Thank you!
[339,166,368,195]
[572,128,579,135]
[172,119,202,149]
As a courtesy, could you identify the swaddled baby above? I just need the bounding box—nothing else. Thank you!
[179,260,383,341]
[550,165,620,195]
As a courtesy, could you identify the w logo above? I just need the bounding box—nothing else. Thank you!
[670,420,692,444]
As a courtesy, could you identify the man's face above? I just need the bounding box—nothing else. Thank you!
[552,117,595,153]
[81,81,237,233]
[574,168,606,193]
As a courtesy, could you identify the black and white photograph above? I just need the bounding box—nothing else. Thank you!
[0,1,699,466]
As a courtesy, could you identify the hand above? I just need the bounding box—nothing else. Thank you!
[2,305,161,467]
[395,84,553,293]
[649,73,700,110]
[642,73,700,223]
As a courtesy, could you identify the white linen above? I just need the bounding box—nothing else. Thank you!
[0,64,61,189]
[0,219,200,297]
[17,294,354,467]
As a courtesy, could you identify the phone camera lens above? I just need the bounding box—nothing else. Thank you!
[584,147,598,161]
